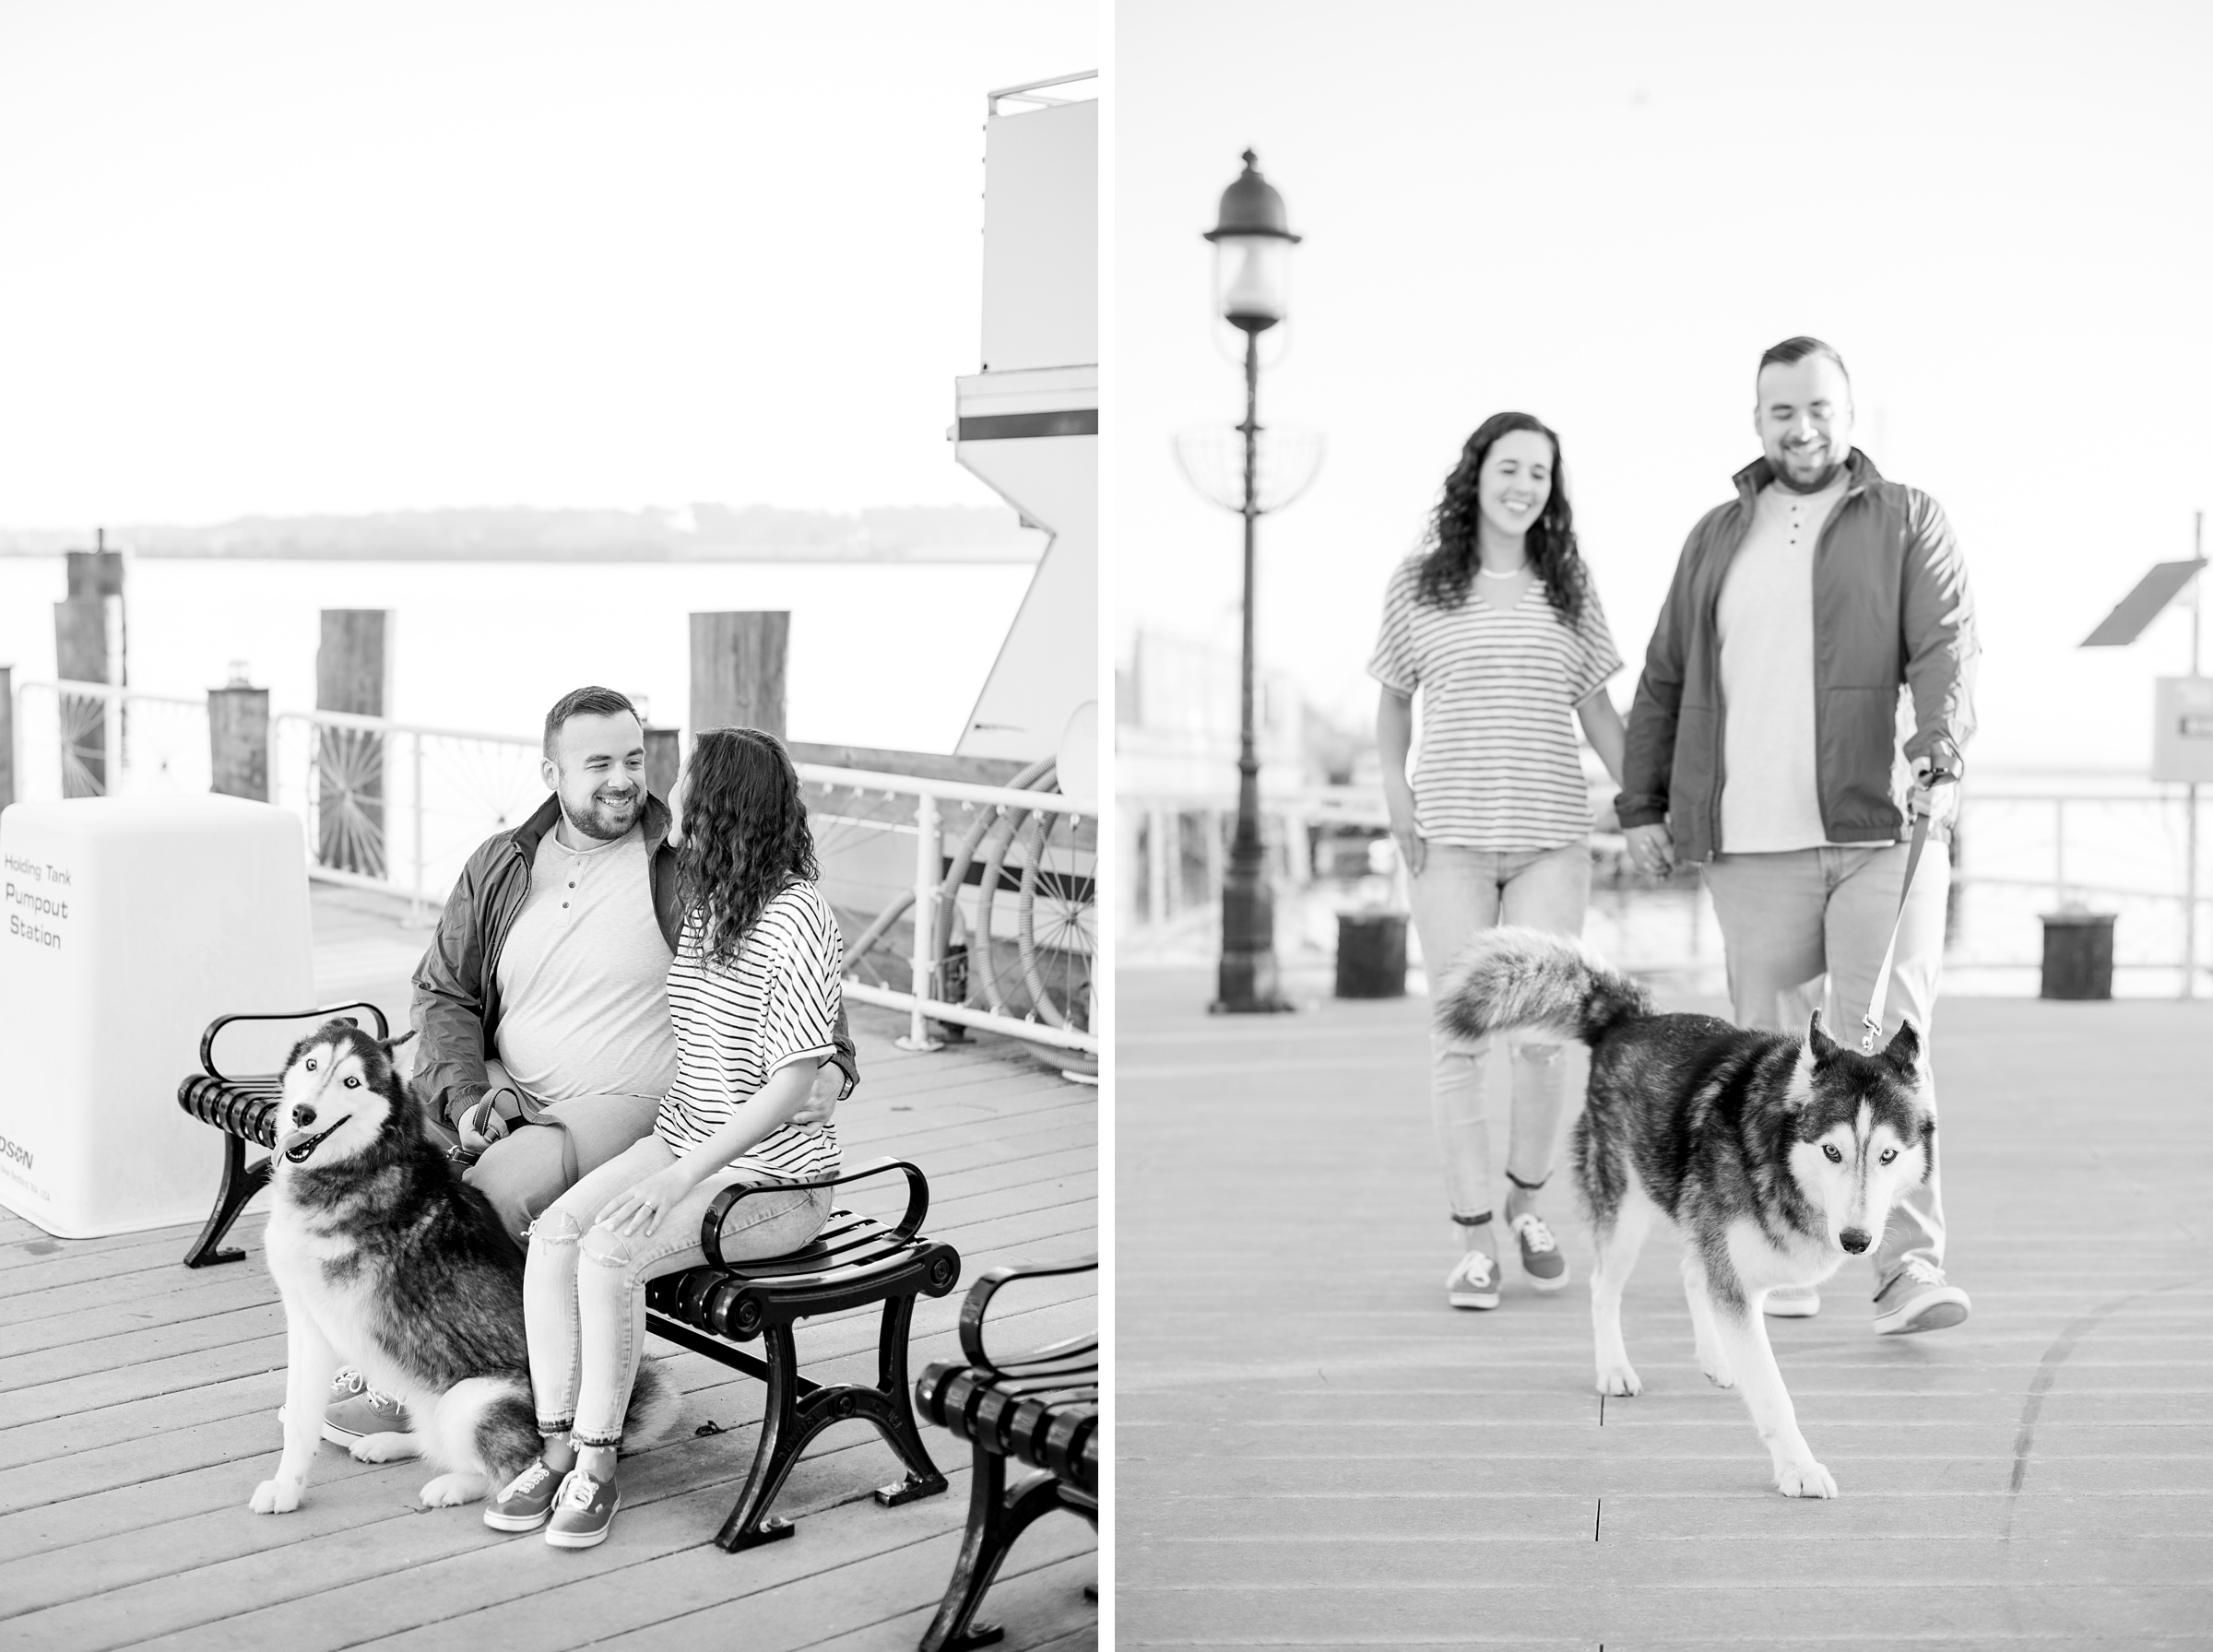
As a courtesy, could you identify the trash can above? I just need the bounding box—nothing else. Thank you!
[2039,910,2115,1000]
[0,795,314,1237]
[1335,910,1408,999]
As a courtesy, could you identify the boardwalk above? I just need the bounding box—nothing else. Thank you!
[1119,965,2213,1648]
[1,888,1097,1652]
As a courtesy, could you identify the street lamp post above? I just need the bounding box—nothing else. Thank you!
[1205,150,1299,1013]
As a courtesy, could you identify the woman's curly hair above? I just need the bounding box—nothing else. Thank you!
[1414,410,1588,626]
[675,726,819,972]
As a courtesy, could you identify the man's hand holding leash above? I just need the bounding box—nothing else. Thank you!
[460,1067,840,1172]
[457,1085,525,1156]
[1909,754,1959,826]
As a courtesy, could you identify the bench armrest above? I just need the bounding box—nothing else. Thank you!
[198,1003,392,1083]
[699,1156,929,1268]
[959,1252,1098,1374]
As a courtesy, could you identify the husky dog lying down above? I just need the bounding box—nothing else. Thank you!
[1438,928,1935,1499]
[251,1020,671,1515]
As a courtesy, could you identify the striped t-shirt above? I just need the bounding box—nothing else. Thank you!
[1368,559,1623,851]
[655,881,844,1183]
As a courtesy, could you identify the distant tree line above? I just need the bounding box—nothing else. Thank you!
[0,503,1041,562]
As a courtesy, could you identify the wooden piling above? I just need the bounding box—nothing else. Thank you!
[315,610,393,876]
[53,537,127,798]
[645,726,681,803]
[690,612,788,740]
[65,547,125,601]
[208,685,272,803]
[53,596,110,796]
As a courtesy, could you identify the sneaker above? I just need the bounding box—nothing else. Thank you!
[321,1369,410,1444]
[1445,1250,1501,1311]
[1764,1283,1822,1318]
[483,1459,562,1532]
[1873,1259,1970,1336]
[1508,1212,1569,1292]
[544,1468,621,1549]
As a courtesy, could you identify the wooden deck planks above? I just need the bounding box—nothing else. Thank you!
[1118,967,2213,1648]
[0,885,1095,1652]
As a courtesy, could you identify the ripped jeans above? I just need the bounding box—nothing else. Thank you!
[1408,842,1592,1227]
[523,1132,831,1448]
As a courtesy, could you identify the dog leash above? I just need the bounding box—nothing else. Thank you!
[1860,767,1954,1055]
[450,1084,550,1166]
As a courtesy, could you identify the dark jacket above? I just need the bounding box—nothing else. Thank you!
[410,791,859,1129]
[1618,450,1978,865]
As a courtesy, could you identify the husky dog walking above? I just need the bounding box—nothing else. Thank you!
[251,1020,670,1517]
[1439,928,1935,1498]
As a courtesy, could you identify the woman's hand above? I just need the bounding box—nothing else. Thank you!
[1388,811,1426,879]
[596,1162,699,1240]
[1626,822,1675,878]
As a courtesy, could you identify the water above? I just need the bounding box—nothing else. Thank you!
[0,555,1034,754]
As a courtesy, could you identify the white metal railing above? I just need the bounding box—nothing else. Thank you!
[1120,777,2210,992]
[801,765,1096,1061]
[6,685,1096,1057]
[270,714,1100,1054]
[273,709,548,919]
[10,679,213,800]
[1946,788,2207,990]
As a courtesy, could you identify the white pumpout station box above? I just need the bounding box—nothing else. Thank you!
[0,795,314,1238]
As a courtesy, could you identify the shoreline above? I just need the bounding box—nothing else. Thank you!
[0,548,1043,565]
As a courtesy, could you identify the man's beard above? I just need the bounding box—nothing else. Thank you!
[562,788,640,843]
[1771,441,1844,494]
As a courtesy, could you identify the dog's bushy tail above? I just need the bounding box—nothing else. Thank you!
[621,1357,681,1453]
[1437,926,1651,1048]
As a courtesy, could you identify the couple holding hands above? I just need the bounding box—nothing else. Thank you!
[1376,336,1977,1338]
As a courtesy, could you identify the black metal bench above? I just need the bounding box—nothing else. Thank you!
[175,1007,963,1551]
[645,1159,959,1550]
[915,1254,1099,1652]
[176,1003,393,1268]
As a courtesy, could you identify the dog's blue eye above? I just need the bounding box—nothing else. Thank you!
[304,1058,316,1070]
[1880,1149,1896,1164]
[343,1076,360,1089]
[1823,1144,1843,1163]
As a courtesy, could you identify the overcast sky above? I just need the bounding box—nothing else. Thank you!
[1115,0,2213,772]
[0,0,1095,526]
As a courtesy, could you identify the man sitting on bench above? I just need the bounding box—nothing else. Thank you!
[320,684,856,1446]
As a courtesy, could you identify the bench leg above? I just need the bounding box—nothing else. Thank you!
[716,1324,808,1552]
[712,1292,952,1552]
[870,1292,950,1508]
[183,1133,272,1268]
[918,1446,1071,1652]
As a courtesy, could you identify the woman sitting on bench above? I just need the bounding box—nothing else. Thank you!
[487,725,846,1550]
